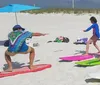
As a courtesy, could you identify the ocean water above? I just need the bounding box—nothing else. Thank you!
[0,0,100,9]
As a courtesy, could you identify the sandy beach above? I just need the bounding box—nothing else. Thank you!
[0,13,100,85]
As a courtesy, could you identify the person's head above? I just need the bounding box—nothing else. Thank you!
[13,25,25,31]
[90,16,97,23]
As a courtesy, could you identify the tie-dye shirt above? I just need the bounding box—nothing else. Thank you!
[8,30,32,52]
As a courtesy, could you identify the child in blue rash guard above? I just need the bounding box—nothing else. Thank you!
[83,16,100,55]
[5,25,47,72]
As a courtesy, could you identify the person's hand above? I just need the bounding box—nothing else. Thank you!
[41,33,49,36]
[33,33,49,36]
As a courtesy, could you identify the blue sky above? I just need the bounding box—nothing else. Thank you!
[0,0,100,8]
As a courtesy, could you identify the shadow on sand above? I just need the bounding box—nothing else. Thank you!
[74,50,86,55]
[74,64,88,68]
[59,60,72,62]
[3,62,25,70]
[85,78,100,83]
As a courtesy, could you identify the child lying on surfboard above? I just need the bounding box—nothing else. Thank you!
[5,25,48,72]
[83,16,100,55]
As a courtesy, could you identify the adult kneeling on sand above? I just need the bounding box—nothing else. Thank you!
[5,25,47,72]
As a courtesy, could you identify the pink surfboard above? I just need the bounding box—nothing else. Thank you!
[0,64,51,78]
[60,55,94,61]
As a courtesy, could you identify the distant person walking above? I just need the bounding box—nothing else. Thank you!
[83,16,100,55]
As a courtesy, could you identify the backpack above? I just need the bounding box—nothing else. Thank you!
[4,40,9,47]
[63,37,69,43]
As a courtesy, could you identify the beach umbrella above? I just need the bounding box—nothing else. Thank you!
[0,4,40,24]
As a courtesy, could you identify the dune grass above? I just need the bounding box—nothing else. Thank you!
[23,8,100,14]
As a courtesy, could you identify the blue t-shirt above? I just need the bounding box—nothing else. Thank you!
[85,23,100,38]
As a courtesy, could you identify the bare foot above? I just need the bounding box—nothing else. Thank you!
[5,68,13,72]
[97,51,100,53]
[29,65,37,70]
[83,53,89,56]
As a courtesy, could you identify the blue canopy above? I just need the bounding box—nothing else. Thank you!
[0,4,40,12]
[0,4,40,24]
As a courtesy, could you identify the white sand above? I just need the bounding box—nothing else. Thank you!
[0,13,100,85]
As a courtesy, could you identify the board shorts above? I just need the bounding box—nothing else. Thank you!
[5,46,32,56]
